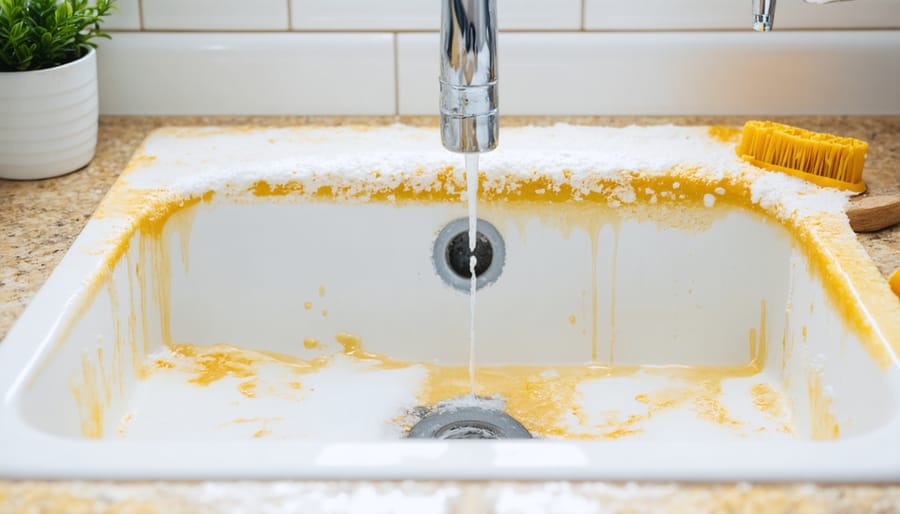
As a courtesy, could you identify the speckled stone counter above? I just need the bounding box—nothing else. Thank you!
[1,116,898,513]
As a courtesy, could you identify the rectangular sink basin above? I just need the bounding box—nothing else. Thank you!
[1,124,898,480]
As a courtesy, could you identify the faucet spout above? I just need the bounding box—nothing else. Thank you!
[752,0,777,31]
[440,0,498,154]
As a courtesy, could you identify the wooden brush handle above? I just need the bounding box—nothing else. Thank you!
[847,193,900,233]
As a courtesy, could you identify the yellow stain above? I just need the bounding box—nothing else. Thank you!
[707,125,742,143]
[889,269,900,298]
[808,369,841,440]
[238,380,257,398]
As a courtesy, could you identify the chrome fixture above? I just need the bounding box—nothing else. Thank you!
[407,404,532,439]
[432,218,505,293]
[440,0,498,153]
[754,0,854,32]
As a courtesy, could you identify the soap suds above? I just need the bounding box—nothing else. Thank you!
[100,124,852,229]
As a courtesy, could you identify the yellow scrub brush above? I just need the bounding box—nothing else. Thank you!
[736,120,868,193]
[736,120,900,233]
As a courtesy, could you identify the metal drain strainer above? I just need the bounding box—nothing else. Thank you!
[407,406,532,440]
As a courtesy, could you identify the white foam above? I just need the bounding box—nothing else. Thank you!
[129,124,850,226]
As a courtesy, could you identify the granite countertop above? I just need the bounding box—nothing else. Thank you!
[0,116,898,512]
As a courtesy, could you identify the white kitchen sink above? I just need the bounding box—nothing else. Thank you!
[1,124,898,480]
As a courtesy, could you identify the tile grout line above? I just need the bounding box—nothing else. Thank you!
[581,0,586,31]
[286,0,293,31]
[393,33,400,116]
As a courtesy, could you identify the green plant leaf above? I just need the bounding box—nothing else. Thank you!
[0,0,116,71]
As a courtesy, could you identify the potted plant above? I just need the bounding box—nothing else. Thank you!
[0,0,115,180]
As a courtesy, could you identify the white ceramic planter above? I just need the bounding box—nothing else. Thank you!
[0,49,98,180]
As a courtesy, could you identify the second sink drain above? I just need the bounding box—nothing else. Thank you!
[433,218,505,292]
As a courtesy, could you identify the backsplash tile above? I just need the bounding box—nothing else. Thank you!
[290,0,581,30]
[584,0,900,30]
[397,31,900,115]
[141,0,289,31]
[102,0,141,30]
[91,2,899,115]
[290,0,432,30]
[500,0,582,30]
[98,33,395,115]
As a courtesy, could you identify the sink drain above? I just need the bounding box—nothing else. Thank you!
[433,218,505,292]
[407,406,532,440]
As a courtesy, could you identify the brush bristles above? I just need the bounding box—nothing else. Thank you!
[737,121,868,188]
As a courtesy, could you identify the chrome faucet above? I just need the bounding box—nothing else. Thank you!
[753,0,854,32]
[440,0,498,154]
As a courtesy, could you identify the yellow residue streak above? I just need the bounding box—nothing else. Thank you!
[162,334,769,440]
[117,413,134,436]
[416,364,759,439]
[590,229,599,362]
[692,381,742,428]
[751,383,786,419]
[319,285,326,297]
[808,369,840,440]
[609,226,620,365]
[749,329,757,367]
[303,338,320,350]
[96,347,111,405]
[173,344,259,386]
[334,332,402,366]
[228,415,284,439]
[157,334,409,395]
[125,252,143,367]
[568,315,577,325]
[303,301,313,310]
[238,380,257,398]
[707,126,742,143]
[71,352,104,439]
[252,180,302,197]
[105,278,125,399]
[750,301,768,370]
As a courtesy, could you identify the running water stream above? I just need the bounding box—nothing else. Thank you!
[465,153,479,395]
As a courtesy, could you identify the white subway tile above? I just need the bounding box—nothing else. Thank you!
[397,32,900,115]
[101,0,140,30]
[502,0,582,30]
[142,0,289,31]
[584,0,900,30]
[98,33,395,115]
[291,0,433,30]
[291,0,581,30]
[777,0,900,29]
